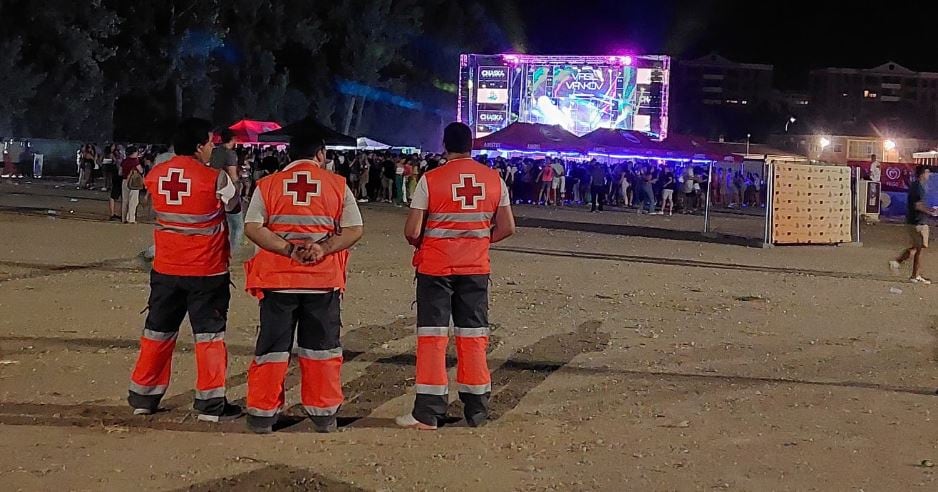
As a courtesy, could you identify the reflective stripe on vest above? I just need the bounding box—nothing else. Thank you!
[156,222,225,236]
[427,212,494,222]
[269,214,336,226]
[155,210,223,224]
[424,228,490,239]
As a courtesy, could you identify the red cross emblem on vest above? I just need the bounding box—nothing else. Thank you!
[284,171,321,206]
[158,168,191,205]
[452,174,485,210]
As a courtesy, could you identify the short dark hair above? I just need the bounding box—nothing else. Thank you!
[443,122,473,154]
[219,128,235,145]
[916,165,930,177]
[289,130,326,161]
[126,145,138,155]
[173,118,213,155]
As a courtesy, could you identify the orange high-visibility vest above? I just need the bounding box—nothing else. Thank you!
[145,156,229,276]
[244,161,349,298]
[414,158,502,276]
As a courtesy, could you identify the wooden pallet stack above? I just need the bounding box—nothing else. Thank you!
[771,164,853,244]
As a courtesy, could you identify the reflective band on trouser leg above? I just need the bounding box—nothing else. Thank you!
[298,348,344,416]
[416,334,449,393]
[129,330,178,403]
[246,351,290,417]
[194,332,228,404]
[455,327,491,395]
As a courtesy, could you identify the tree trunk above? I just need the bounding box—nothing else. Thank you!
[353,97,366,135]
[342,96,356,135]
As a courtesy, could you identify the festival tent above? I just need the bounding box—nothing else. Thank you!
[228,119,283,144]
[257,117,357,148]
[357,137,391,150]
[581,128,659,157]
[473,122,587,154]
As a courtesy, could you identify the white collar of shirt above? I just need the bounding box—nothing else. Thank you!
[283,159,322,171]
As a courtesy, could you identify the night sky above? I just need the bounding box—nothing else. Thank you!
[515,0,933,88]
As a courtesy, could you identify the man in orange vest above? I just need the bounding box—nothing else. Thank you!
[397,122,516,430]
[242,130,364,434]
[128,118,242,422]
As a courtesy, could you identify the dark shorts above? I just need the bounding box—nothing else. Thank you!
[110,175,123,200]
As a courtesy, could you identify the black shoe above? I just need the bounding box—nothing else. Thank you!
[109,215,121,221]
[310,414,338,433]
[465,412,489,428]
[246,418,274,434]
[197,402,243,423]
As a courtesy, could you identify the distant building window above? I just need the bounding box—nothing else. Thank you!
[834,144,844,153]
[848,140,876,160]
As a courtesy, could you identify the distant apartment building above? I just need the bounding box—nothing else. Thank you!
[809,62,938,131]
[671,54,776,138]
[675,54,774,107]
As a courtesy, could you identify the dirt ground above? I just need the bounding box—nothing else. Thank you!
[3,179,938,491]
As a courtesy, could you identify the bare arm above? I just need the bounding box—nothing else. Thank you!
[245,222,299,259]
[404,208,425,247]
[318,225,363,257]
[914,200,936,216]
[490,204,515,243]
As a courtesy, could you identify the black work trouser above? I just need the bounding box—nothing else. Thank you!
[590,184,605,211]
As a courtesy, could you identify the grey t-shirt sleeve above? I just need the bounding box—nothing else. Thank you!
[499,179,510,207]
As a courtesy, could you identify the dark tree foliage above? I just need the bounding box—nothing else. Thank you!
[0,0,518,146]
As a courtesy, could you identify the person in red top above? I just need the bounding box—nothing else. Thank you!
[242,130,364,434]
[127,118,242,422]
[397,122,516,430]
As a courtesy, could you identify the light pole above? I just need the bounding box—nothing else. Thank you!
[784,116,797,133]
[746,133,751,155]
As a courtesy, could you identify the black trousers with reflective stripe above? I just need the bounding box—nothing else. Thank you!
[255,291,342,356]
[414,273,490,426]
[128,271,230,414]
[248,291,342,427]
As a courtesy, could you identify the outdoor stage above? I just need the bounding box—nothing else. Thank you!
[2,180,938,490]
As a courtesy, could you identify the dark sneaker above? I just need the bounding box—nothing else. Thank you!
[197,402,243,423]
[132,407,154,416]
[247,420,273,434]
[310,415,338,433]
[465,412,488,428]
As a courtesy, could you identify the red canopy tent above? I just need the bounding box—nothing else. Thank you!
[580,128,659,157]
[473,123,587,154]
[227,119,283,144]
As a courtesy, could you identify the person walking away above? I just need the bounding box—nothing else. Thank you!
[382,155,396,202]
[551,159,565,206]
[891,165,938,284]
[211,129,244,255]
[641,169,659,214]
[537,160,554,205]
[101,145,116,192]
[120,146,144,223]
[398,122,515,430]
[680,167,696,213]
[661,168,675,215]
[394,157,406,206]
[79,144,97,189]
[242,131,364,434]
[589,162,606,212]
[127,118,242,421]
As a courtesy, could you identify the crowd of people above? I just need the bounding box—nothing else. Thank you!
[73,137,771,226]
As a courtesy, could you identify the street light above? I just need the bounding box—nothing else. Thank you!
[785,116,797,133]
[884,139,896,151]
[819,137,831,149]
[746,133,751,155]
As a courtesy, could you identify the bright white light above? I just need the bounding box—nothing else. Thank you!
[819,137,831,149]
[467,80,473,89]
[884,139,896,151]
[789,117,797,123]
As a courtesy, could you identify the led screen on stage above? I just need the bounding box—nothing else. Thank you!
[459,53,671,140]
